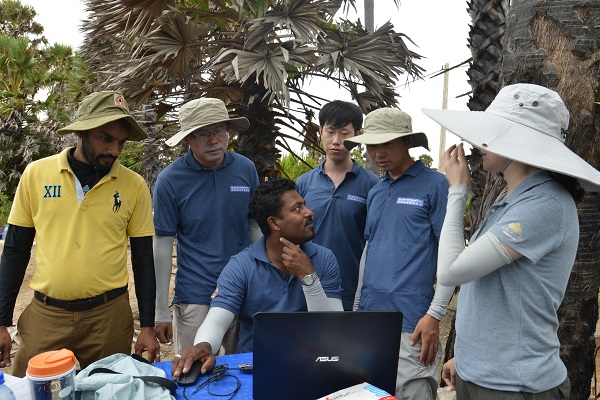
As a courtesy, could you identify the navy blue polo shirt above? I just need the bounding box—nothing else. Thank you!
[153,150,259,304]
[211,237,342,352]
[359,161,449,331]
[296,160,379,310]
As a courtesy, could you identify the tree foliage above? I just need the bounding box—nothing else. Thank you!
[0,0,93,199]
[78,0,424,186]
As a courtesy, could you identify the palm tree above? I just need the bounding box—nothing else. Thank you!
[500,2,600,397]
[78,0,424,187]
[439,0,510,384]
[455,0,600,397]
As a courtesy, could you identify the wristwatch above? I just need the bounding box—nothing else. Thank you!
[301,272,318,286]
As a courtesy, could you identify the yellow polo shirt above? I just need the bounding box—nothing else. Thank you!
[8,148,155,300]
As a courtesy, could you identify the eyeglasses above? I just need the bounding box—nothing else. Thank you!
[189,126,229,141]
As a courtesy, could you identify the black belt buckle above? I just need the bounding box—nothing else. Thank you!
[35,286,127,312]
[65,296,102,312]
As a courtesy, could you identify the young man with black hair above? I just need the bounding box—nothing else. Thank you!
[171,178,342,378]
[296,100,379,310]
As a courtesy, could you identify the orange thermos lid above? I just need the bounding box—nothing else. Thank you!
[27,348,76,378]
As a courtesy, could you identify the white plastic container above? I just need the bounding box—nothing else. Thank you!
[26,348,76,400]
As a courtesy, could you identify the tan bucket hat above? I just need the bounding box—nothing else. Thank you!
[423,83,600,192]
[344,108,429,150]
[166,98,250,147]
[57,91,147,141]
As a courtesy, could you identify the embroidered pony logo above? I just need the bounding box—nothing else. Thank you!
[112,191,122,213]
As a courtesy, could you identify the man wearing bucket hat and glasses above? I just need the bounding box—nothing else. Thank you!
[153,98,259,356]
[424,83,600,398]
[345,108,456,400]
[0,91,160,376]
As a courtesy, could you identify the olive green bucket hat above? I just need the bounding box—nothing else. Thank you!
[344,108,429,151]
[57,91,147,141]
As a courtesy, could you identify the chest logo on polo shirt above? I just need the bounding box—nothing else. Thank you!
[112,191,122,213]
[396,197,424,207]
[347,194,367,204]
[502,222,523,241]
[211,287,219,299]
[43,185,62,198]
[230,186,250,193]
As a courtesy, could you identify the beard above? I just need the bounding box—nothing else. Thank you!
[81,133,117,171]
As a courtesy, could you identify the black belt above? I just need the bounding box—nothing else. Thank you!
[34,286,128,312]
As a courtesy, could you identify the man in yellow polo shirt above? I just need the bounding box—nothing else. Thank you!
[0,91,160,376]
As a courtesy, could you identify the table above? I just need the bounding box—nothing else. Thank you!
[154,352,254,399]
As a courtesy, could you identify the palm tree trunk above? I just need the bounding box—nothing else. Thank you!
[440,0,509,385]
[361,0,381,177]
[364,0,374,32]
[500,1,600,398]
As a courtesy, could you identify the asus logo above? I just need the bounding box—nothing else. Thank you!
[315,356,339,362]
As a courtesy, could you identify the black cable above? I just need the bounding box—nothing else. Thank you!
[182,364,241,400]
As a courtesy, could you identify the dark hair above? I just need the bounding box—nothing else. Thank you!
[549,172,584,201]
[319,100,363,133]
[250,178,297,236]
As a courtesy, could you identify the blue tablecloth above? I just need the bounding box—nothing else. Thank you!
[154,353,254,400]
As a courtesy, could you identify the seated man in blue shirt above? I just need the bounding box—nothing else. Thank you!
[172,178,343,378]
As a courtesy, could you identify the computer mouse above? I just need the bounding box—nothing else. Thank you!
[177,360,202,386]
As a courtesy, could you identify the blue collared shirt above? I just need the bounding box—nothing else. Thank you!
[456,170,577,391]
[211,236,342,352]
[296,160,379,310]
[359,160,449,331]
[153,150,259,304]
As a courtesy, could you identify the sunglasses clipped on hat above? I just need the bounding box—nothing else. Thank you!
[422,83,600,192]
[344,108,430,151]
[166,98,250,147]
[57,91,147,141]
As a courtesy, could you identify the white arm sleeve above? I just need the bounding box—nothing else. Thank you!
[248,218,263,243]
[193,307,236,354]
[302,278,344,311]
[437,185,513,287]
[353,242,367,311]
[303,278,344,311]
[153,235,175,323]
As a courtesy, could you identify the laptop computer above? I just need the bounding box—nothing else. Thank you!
[253,311,403,400]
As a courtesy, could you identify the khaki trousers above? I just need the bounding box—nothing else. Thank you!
[12,293,133,377]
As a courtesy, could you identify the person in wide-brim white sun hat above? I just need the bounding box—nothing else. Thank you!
[427,83,591,397]
[423,83,600,192]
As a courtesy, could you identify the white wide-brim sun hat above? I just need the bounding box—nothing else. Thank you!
[423,83,600,192]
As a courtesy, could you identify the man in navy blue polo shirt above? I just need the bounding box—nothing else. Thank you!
[153,98,260,355]
[345,108,455,400]
[296,100,379,310]
[171,178,343,378]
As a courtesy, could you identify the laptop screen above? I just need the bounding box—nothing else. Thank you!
[253,311,403,400]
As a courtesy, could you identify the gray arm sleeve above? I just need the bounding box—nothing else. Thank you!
[426,283,456,321]
[249,218,263,243]
[193,307,236,354]
[303,277,344,311]
[437,185,513,287]
[353,242,367,311]
[153,235,175,323]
